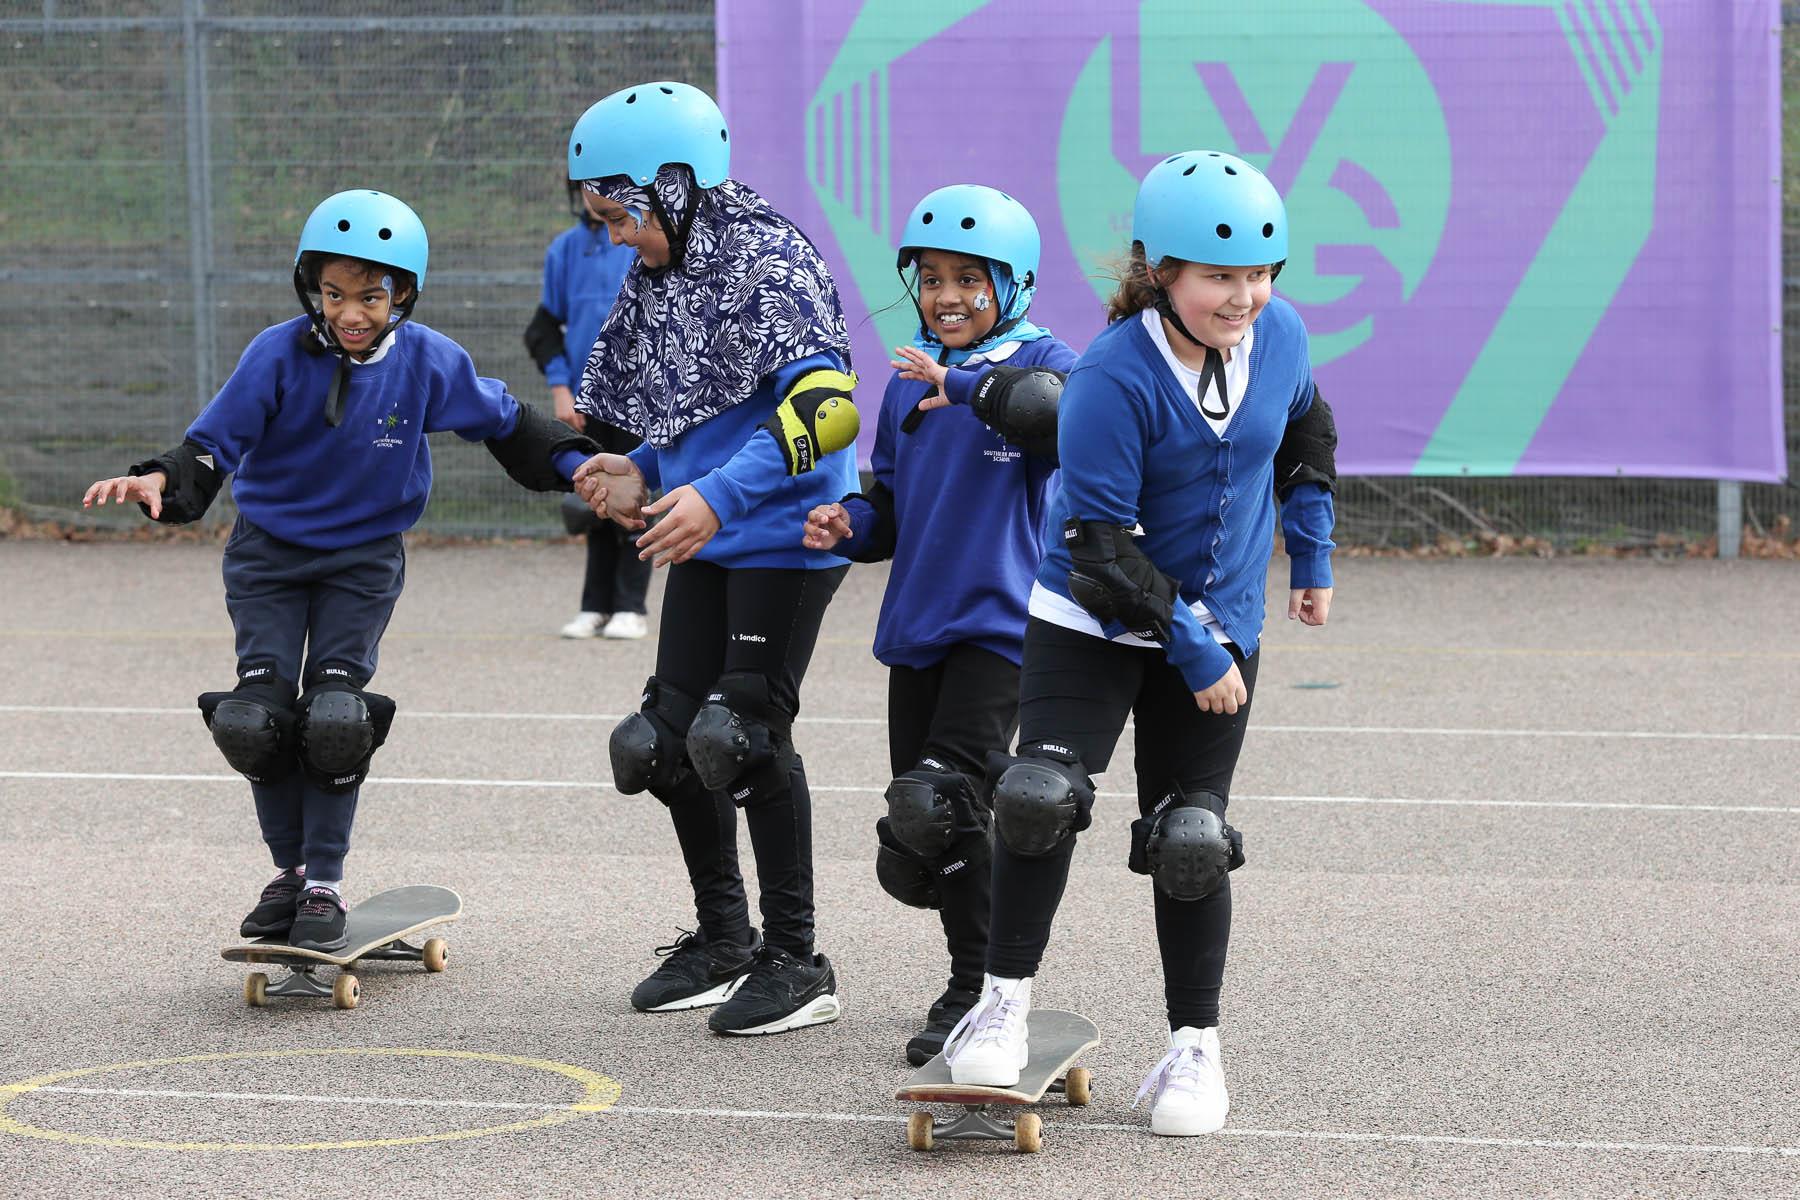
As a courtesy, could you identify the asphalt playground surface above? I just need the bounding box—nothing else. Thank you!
[1,540,1797,1198]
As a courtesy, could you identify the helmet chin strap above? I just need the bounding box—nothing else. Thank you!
[1153,288,1229,419]
[292,266,416,427]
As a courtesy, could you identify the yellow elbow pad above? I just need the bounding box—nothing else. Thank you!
[764,368,860,475]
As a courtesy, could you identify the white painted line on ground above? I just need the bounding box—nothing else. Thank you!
[25,1085,1800,1158]
[5,770,1800,815]
[3,704,1797,743]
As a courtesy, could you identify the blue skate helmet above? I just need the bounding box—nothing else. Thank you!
[897,185,1041,350]
[1133,151,1286,269]
[567,81,730,188]
[291,190,429,426]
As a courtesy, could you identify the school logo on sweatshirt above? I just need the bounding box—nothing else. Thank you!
[372,407,410,450]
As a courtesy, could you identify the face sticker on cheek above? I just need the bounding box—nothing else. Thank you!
[973,292,991,312]
[380,275,400,323]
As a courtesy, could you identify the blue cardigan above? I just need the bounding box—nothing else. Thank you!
[1036,298,1335,691]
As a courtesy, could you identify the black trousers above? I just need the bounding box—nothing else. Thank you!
[580,523,652,615]
[886,644,1021,994]
[986,618,1259,1029]
[652,559,846,956]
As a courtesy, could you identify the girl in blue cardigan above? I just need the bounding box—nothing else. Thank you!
[942,154,1339,1137]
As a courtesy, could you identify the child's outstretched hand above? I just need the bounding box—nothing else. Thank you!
[891,345,952,412]
[1288,587,1332,626]
[83,472,166,520]
[803,502,853,550]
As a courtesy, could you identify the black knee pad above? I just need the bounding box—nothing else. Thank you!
[884,758,987,860]
[609,676,702,798]
[1128,788,1242,900]
[197,662,298,783]
[875,816,991,911]
[990,741,1094,858]
[686,672,794,806]
[295,664,396,794]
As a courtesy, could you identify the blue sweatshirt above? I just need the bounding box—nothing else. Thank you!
[539,221,634,390]
[839,337,1078,669]
[1037,298,1335,692]
[187,316,541,550]
[627,352,859,570]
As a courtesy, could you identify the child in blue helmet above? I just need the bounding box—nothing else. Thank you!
[522,180,650,641]
[82,190,600,952]
[799,184,1077,1065]
[565,82,862,1037]
[942,154,1338,1137]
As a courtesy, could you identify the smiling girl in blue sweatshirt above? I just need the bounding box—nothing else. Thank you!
[801,185,1078,1064]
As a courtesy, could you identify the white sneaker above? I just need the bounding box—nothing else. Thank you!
[944,975,1032,1086]
[602,611,648,640]
[1135,1025,1229,1136]
[560,611,607,639]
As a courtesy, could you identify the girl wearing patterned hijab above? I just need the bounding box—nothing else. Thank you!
[566,82,858,1037]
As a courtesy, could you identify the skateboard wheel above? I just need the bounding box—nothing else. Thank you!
[1064,1067,1092,1106]
[332,973,361,1010]
[1014,1112,1042,1153]
[906,1111,934,1152]
[244,972,269,1008]
[422,937,449,973]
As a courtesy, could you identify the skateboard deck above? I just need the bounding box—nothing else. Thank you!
[221,884,461,1009]
[897,1008,1099,1152]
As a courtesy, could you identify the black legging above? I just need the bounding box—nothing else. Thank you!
[652,559,846,957]
[886,644,1020,993]
[986,618,1259,1029]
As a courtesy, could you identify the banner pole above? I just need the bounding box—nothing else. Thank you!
[1717,481,1743,559]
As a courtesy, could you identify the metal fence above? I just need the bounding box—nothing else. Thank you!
[2,2,1794,549]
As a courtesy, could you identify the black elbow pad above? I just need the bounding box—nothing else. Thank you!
[484,402,598,492]
[970,366,1063,461]
[1274,389,1338,499]
[523,305,566,374]
[129,439,223,524]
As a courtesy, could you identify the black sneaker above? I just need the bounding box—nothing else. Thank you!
[906,984,981,1066]
[707,944,841,1036]
[631,928,760,1013]
[288,886,349,952]
[239,869,305,938]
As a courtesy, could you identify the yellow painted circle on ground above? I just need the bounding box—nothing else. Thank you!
[0,1047,620,1152]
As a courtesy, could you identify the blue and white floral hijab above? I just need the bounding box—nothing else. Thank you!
[577,166,850,449]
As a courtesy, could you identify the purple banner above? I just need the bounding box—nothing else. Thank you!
[718,0,1783,479]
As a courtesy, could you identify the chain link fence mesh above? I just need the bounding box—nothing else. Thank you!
[2,2,1793,547]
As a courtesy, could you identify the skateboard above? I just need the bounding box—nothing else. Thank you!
[896,1008,1099,1153]
[221,885,461,1010]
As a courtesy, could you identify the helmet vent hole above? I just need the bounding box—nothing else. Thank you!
[660,86,674,94]
[960,217,976,229]
[720,128,728,141]
[378,228,392,240]
[1217,224,1232,238]
[574,142,582,156]
[1224,165,1238,175]
[921,212,934,224]
[626,93,637,104]
[1164,154,1182,164]
[336,219,350,232]
[1262,223,1274,238]
[1182,164,1196,176]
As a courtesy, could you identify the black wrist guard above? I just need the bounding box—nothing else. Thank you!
[523,304,566,374]
[128,439,222,525]
[484,402,598,492]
